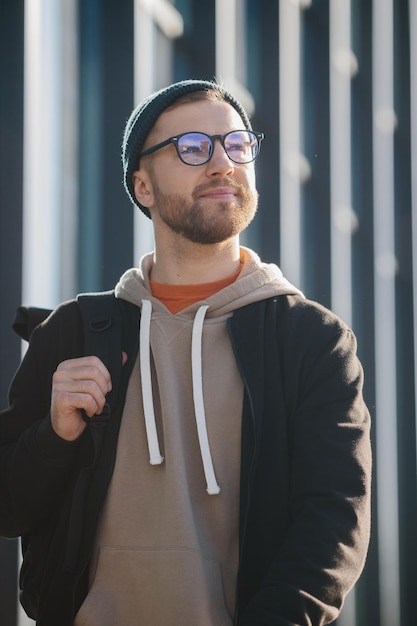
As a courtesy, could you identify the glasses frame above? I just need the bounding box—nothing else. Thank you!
[139,130,265,166]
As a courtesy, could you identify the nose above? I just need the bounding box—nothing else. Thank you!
[205,138,235,177]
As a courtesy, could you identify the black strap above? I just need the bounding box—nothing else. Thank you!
[77,291,124,425]
[13,292,124,418]
[64,291,126,572]
[12,292,139,575]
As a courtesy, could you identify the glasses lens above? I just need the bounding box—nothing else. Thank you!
[177,133,212,165]
[224,131,259,163]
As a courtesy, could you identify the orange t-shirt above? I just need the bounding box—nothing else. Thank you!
[150,267,241,314]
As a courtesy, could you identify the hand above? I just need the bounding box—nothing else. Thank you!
[50,354,127,441]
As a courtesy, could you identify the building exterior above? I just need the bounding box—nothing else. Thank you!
[1,1,416,624]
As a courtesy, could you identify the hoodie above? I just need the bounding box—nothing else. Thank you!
[74,248,301,626]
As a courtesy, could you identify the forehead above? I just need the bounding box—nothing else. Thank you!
[150,100,246,141]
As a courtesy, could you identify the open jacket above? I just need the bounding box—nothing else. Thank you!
[0,293,371,626]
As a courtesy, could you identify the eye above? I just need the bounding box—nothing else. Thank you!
[227,142,246,152]
[179,143,205,155]
[178,134,211,156]
[225,132,252,154]
[226,141,251,159]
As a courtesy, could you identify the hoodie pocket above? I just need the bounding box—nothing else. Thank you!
[75,546,234,626]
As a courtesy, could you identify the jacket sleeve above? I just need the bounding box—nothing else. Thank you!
[238,299,372,626]
[0,301,89,537]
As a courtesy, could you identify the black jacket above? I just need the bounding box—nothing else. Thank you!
[0,294,371,626]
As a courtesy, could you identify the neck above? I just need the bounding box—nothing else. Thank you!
[151,236,241,285]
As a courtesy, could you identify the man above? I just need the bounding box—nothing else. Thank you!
[0,79,371,625]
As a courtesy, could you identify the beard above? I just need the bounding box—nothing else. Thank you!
[152,178,259,244]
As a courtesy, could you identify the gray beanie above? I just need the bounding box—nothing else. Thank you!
[122,79,252,218]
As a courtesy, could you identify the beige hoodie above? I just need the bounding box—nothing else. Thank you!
[75,247,301,626]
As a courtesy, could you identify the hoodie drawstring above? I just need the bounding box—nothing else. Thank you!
[139,299,220,494]
[191,305,221,495]
[139,299,164,465]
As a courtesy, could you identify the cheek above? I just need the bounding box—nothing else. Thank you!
[155,166,195,192]
[240,167,257,193]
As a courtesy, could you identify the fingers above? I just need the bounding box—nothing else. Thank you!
[54,357,111,412]
[51,356,112,440]
[51,353,128,441]
[56,355,112,388]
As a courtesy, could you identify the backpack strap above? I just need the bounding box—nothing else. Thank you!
[12,292,128,433]
[76,290,124,432]
[13,291,140,575]
[64,291,138,572]
[13,291,125,417]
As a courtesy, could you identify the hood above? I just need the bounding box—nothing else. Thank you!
[115,247,302,316]
[114,248,302,495]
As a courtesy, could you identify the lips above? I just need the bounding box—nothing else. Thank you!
[200,187,238,199]
[197,182,241,199]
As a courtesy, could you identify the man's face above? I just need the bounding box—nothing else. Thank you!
[133,99,259,245]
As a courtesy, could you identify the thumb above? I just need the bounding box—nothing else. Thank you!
[122,351,128,366]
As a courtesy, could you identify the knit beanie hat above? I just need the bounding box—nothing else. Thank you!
[122,79,252,218]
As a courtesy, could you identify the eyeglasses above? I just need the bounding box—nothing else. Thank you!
[139,130,264,166]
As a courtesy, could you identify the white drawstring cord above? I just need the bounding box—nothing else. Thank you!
[191,305,221,495]
[139,300,164,465]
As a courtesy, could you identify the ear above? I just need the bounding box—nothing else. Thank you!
[132,167,154,209]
